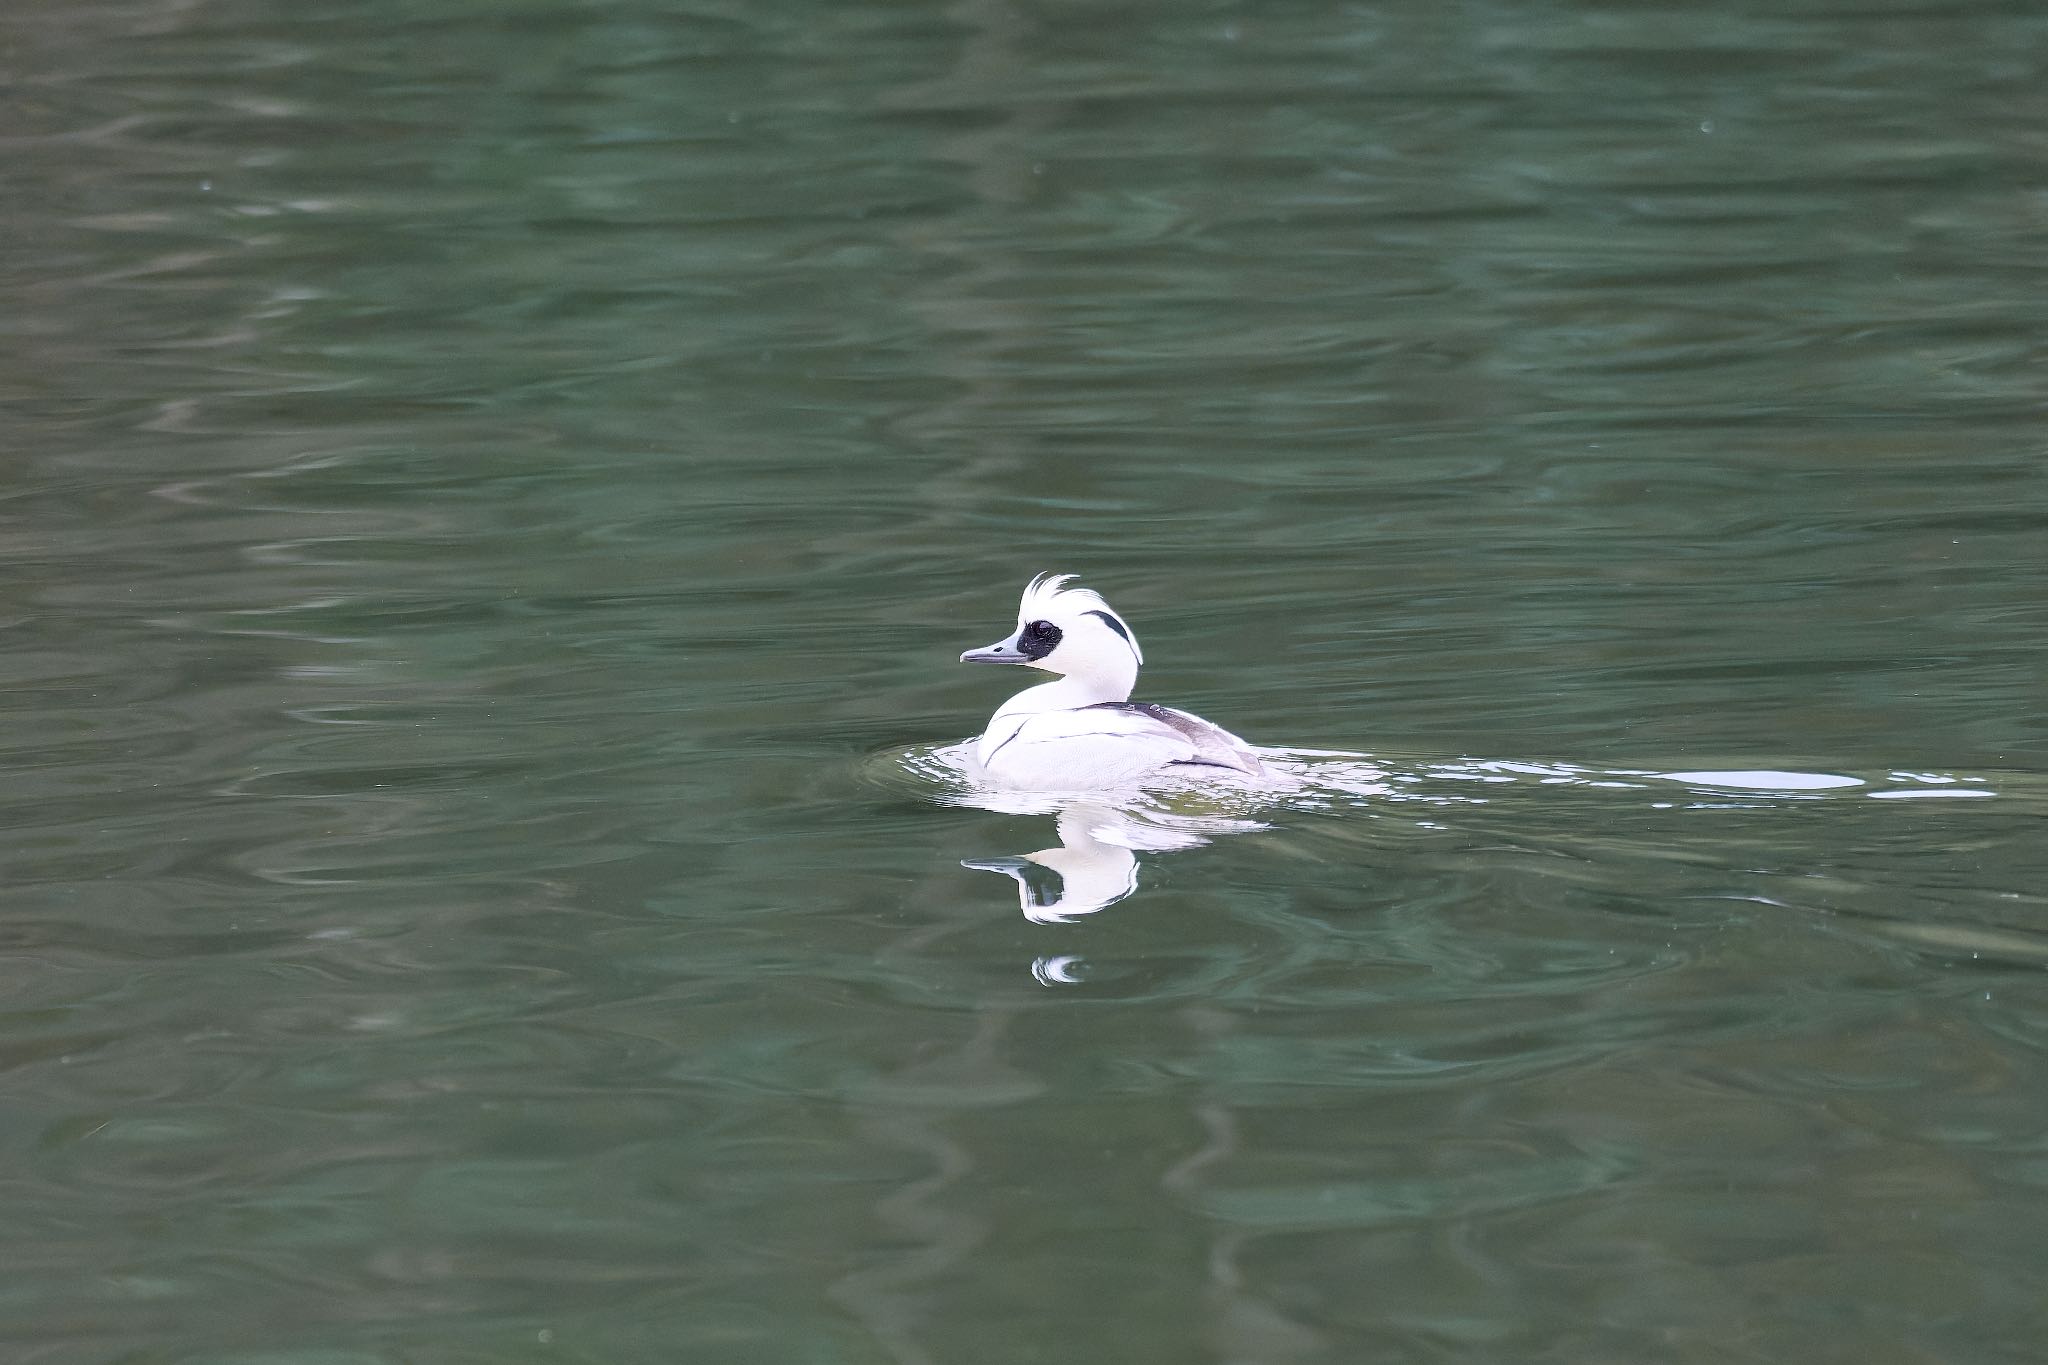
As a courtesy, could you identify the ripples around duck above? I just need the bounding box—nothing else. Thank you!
[889,739,2023,963]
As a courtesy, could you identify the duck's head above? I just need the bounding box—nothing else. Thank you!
[960,573,1143,698]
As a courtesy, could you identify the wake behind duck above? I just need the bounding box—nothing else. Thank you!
[958,573,1285,793]
[909,576,2008,942]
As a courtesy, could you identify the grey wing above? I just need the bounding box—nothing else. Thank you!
[1089,703,1266,776]
[1010,704,1203,760]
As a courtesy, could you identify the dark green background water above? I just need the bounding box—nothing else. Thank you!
[7,0,2047,1360]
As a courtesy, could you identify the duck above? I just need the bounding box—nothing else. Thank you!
[959,573,1275,791]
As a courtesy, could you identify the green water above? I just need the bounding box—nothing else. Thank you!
[8,0,2048,1360]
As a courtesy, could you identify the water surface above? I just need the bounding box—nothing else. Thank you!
[7,0,2048,1360]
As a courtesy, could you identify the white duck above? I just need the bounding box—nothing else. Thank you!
[959,573,1274,791]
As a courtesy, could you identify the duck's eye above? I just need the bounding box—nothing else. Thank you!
[1017,619,1063,660]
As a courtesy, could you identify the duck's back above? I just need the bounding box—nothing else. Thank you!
[975,700,1268,791]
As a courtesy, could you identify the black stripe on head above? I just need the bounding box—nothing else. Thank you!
[1085,609,1134,647]
[1018,619,1062,660]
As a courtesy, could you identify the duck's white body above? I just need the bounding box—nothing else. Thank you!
[960,574,1273,792]
[973,693,1268,790]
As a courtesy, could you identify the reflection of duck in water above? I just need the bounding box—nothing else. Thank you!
[964,805,1217,923]
[961,574,1278,792]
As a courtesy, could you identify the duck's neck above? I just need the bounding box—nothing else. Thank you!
[995,666,1135,719]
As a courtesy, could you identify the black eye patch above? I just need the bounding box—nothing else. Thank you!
[1018,619,1062,660]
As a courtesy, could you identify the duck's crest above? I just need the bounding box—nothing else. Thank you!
[1018,572,1082,619]
[1018,573,1143,665]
